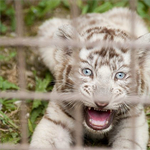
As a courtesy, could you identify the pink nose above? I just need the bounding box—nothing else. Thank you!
[95,102,108,109]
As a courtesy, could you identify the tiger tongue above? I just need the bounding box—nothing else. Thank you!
[87,108,111,129]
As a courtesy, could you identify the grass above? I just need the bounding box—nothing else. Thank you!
[27,72,53,141]
[0,76,20,143]
[0,0,150,148]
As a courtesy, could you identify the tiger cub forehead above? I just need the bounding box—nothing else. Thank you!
[77,24,132,73]
[80,27,131,43]
[79,45,131,73]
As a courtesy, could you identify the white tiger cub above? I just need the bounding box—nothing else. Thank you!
[30,8,149,149]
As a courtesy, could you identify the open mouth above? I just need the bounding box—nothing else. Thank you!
[85,107,114,130]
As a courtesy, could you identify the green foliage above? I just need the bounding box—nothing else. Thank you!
[144,0,150,7]
[0,111,18,129]
[0,22,7,33]
[0,99,18,112]
[62,0,70,8]
[78,0,150,17]
[146,111,150,149]
[0,0,15,34]
[93,2,113,13]
[0,51,16,62]
[0,76,19,113]
[28,73,53,139]
[34,72,53,92]
[0,76,19,91]
[0,48,16,63]
[25,0,61,26]
[137,0,150,21]
[147,112,150,125]
[0,76,20,143]
[0,70,53,143]
[1,0,62,33]
[1,130,20,144]
[75,0,128,14]
[1,0,150,34]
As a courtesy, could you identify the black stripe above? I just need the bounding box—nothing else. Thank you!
[58,103,75,120]
[44,115,72,131]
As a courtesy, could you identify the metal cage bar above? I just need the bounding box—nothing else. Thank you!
[15,0,28,145]
[129,0,137,148]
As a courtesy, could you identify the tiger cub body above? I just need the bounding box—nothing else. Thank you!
[30,8,149,149]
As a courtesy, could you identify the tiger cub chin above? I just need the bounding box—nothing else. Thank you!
[30,8,149,149]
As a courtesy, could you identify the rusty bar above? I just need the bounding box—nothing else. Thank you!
[129,0,137,92]
[15,0,28,145]
[17,49,26,89]
[1,37,150,49]
[69,0,80,19]
[15,0,26,89]
[74,105,83,147]
[15,0,24,36]
[0,91,150,104]
[129,0,137,149]
[69,1,82,146]
[0,143,112,150]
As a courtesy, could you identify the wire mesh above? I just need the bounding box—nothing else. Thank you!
[0,0,149,150]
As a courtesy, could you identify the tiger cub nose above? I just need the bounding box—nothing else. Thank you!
[95,102,108,109]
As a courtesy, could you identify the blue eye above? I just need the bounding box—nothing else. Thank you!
[115,72,126,79]
[82,68,92,76]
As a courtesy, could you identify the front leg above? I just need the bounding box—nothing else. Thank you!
[30,117,72,149]
[109,107,149,150]
[30,101,75,149]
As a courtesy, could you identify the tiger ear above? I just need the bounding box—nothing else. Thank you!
[136,33,150,94]
[54,24,79,41]
[136,33,150,63]
[53,24,80,56]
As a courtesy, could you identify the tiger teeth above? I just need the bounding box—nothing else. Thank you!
[103,110,107,112]
[93,108,108,111]
[88,107,112,113]
[94,108,101,111]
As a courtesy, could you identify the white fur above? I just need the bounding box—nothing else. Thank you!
[30,8,149,149]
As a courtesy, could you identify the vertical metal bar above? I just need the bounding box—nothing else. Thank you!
[129,0,137,149]
[15,0,28,145]
[69,0,80,19]
[15,0,24,37]
[74,105,83,147]
[69,0,82,147]
[129,0,137,86]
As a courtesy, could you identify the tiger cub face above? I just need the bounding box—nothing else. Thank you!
[53,24,149,133]
[78,45,132,132]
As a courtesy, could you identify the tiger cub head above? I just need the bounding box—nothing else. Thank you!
[52,24,150,133]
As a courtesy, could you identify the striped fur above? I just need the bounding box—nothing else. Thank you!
[30,8,149,149]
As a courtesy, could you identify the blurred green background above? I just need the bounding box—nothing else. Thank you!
[1,0,150,35]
